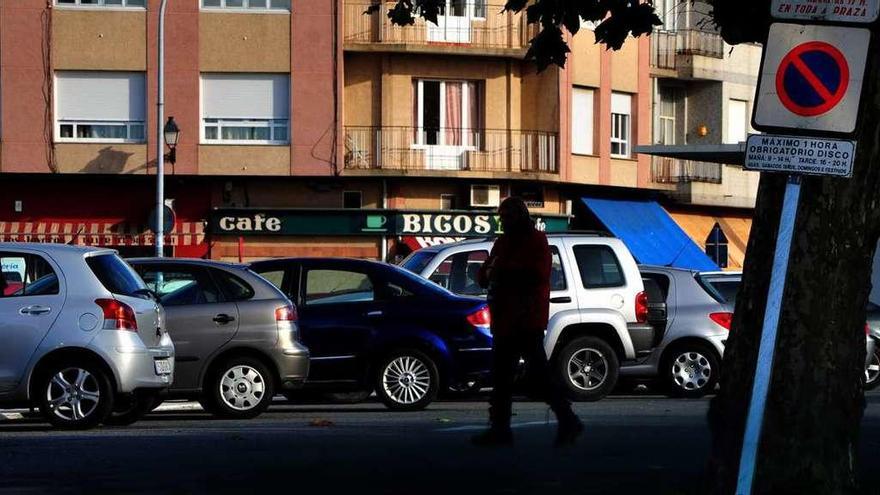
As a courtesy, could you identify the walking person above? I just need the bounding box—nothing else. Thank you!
[471,197,584,447]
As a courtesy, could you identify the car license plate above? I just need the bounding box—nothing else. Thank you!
[154,359,172,375]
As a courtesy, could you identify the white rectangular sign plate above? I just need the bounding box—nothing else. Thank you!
[753,23,869,135]
[772,0,880,23]
[744,134,855,177]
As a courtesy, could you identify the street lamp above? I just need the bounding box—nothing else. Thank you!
[155,0,169,257]
[164,116,180,164]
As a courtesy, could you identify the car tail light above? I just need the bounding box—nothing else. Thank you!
[276,305,298,322]
[467,306,491,327]
[866,323,870,336]
[95,298,138,331]
[635,291,648,323]
[710,312,733,331]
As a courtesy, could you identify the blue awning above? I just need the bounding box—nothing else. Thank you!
[581,197,719,271]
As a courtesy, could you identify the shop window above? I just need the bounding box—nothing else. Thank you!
[201,0,290,9]
[571,86,594,155]
[705,223,729,268]
[343,191,363,209]
[56,0,146,7]
[56,72,146,143]
[440,194,457,210]
[611,92,632,158]
[0,253,59,298]
[202,74,290,145]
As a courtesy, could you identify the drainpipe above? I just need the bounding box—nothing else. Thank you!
[381,179,388,262]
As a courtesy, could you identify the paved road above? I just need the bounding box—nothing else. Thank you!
[2,393,880,494]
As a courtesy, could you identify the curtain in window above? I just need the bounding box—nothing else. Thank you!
[466,81,479,147]
[413,80,419,143]
[445,82,462,146]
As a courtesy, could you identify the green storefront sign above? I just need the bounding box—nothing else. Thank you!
[210,208,570,237]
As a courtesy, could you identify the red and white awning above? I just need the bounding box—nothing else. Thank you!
[400,236,466,251]
[0,221,206,247]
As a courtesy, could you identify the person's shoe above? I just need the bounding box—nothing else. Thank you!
[470,427,513,447]
[554,416,584,447]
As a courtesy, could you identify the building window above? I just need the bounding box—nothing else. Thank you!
[726,99,749,144]
[705,223,729,268]
[343,191,363,209]
[440,194,457,210]
[611,92,632,158]
[55,72,146,143]
[413,79,482,147]
[571,86,595,155]
[56,0,146,7]
[201,74,290,145]
[654,0,677,31]
[656,86,678,145]
[201,0,290,10]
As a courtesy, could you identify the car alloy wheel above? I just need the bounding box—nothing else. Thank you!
[46,367,102,422]
[671,351,712,391]
[219,365,266,411]
[566,348,609,391]
[866,349,880,390]
[382,356,431,405]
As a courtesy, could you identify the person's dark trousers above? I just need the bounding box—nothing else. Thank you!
[488,329,578,429]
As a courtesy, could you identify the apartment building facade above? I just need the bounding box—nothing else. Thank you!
[0,0,755,270]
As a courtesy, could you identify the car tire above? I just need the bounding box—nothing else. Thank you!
[375,349,439,411]
[556,336,619,402]
[206,357,275,419]
[865,347,880,391]
[104,391,160,427]
[37,360,114,430]
[662,343,720,398]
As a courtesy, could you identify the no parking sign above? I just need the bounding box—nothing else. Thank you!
[753,23,869,135]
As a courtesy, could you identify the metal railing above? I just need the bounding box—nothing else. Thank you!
[345,126,558,173]
[649,28,726,68]
[651,156,722,184]
[344,2,536,50]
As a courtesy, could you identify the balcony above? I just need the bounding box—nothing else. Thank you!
[651,156,722,184]
[650,29,726,71]
[343,2,536,56]
[344,126,558,175]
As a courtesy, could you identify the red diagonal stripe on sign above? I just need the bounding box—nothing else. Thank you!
[789,55,835,102]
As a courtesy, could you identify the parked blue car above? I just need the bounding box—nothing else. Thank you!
[249,258,492,411]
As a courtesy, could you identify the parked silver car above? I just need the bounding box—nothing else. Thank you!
[628,267,739,398]
[0,244,174,429]
[128,258,310,419]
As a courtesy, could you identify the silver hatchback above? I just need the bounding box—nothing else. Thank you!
[0,244,174,429]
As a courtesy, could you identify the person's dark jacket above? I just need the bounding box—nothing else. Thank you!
[478,229,551,336]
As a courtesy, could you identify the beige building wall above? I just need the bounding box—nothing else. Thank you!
[199,146,291,176]
[52,10,147,70]
[199,13,290,72]
[53,144,149,175]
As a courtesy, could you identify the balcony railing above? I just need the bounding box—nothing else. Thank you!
[650,28,726,69]
[345,126,558,174]
[651,156,722,184]
[344,2,536,51]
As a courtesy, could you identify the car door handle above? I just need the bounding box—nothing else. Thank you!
[19,305,51,316]
[366,310,384,318]
[549,297,572,304]
[213,314,236,324]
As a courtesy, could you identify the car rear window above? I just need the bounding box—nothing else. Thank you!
[213,268,256,301]
[572,245,625,289]
[86,254,147,296]
[400,251,436,274]
[698,275,741,304]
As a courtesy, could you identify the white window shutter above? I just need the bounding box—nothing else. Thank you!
[611,92,631,116]
[202,74,290,120]
[571,87,594,155]
[56,72,146,121]
[726,99,748,144]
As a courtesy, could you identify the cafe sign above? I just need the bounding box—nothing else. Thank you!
[211,208,570,237]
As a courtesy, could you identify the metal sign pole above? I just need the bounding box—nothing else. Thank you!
[735,174,802,495]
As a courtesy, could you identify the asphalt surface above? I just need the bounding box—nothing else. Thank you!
[1,393,880,495]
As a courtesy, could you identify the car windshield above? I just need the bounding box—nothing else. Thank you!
[86,253,147,297]
[399,251,436,274]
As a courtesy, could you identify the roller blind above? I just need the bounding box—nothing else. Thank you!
[56,72,146,121]
[571,87,594,155]
[202,74,290,119]
[611,92,631,116]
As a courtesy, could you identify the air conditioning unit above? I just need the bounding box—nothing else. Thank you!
[470,185,501,208]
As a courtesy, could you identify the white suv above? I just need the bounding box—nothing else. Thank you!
[400,233,653,401]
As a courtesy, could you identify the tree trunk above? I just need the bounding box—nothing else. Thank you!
[707,28,880,495]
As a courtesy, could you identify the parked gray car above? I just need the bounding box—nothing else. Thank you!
[629,267,739,398]
[128,258,309,419]
[0,244,174,429]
